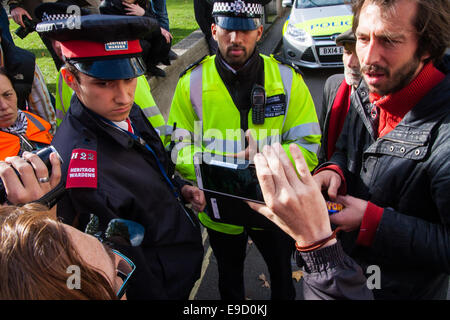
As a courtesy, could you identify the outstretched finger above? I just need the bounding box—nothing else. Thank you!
[262,144,289,190]
[253,152,276,205]
[245,130,258,161]
[327,176,341,200]
[16,15,25,28]
[272,143,302,190]
[24,11,32,21]
[289,144,315,186]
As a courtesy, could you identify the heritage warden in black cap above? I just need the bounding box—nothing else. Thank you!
[44,13,204,300]
[36,14,159,79]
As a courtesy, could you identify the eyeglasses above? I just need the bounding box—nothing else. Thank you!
[111,249,136,299]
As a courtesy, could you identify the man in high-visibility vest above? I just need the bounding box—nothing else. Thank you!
[168,0,321,300]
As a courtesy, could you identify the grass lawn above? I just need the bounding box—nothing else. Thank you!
[9,21,58,95]
[7,0,198,95]
[166,0,199,44]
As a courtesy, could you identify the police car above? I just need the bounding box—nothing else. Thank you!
[281,0,352,68]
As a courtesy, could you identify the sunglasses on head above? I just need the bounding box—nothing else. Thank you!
[85,214,145,298]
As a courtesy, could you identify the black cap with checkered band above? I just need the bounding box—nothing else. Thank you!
[212,0,270,31]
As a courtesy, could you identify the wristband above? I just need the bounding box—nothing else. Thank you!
[295,227,341,253]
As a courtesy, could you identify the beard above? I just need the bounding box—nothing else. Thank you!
[224,44,248,69]
[361,55,422,96]
[344,66,361,87]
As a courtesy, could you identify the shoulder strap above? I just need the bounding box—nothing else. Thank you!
[271,54,303,76]
[179,55,209,78]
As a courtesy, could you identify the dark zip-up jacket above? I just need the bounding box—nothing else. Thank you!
[299,241,374,300]
[52,96,203,300]
[318,57,450,299]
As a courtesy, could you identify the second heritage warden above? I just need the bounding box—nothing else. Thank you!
[37,14,204,299]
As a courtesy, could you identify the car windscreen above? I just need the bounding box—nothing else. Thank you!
[296,0,345,9]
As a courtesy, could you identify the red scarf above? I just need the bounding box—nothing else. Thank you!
[327,80,352,159]
[369,62,445,137]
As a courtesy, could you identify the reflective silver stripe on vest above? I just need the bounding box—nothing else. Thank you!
[203,138,242,154]
[24,112,45,131]
[158,124,174,136]
[58,72,66,113]
[189,60,293,124]
[142,106,162,118]
[203,136,282,153]
[277,63,293,129]
[291,138,320,154]
[201,136,319,154]
[190,65,203,121]
[263,135,282,146]
[56,109,65,121]
[282,122,321,141]
[282,123,321,154]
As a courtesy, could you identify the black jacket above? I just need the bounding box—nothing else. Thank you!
[298,242,374,300]
[319,57,450,299]
[52,96,203,300]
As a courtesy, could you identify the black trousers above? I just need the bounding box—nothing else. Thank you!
[207,227,296,300]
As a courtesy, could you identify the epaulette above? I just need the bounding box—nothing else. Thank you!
[179,55,209,78]
[271,54,303,76]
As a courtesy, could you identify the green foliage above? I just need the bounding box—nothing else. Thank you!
[6,1,198,95]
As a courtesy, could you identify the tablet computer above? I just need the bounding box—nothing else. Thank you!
[194,152,265,204]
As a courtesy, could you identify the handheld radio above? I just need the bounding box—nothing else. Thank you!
[251,84,266,125]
